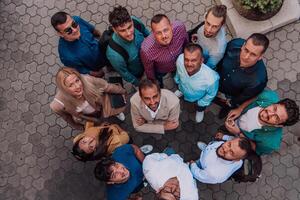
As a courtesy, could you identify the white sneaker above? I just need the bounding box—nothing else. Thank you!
[140,144,153,154]
[195,111,204,123]
[174,90,183,98]
[197,141,207,151]
[116,112,125,121]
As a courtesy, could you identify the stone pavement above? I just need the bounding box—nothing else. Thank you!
[0,0,299,199]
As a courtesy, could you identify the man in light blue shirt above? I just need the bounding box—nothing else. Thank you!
[107,6,150,87]
[189,137,252,184]
[174,43,219,122]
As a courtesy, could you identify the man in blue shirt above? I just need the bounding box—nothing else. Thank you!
[107,6,150,87]
[174,43,219,123]
[216,33,269,118]
[94,144,145,200]
[51,12,106,76]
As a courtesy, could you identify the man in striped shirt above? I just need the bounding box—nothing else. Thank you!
[141,14,188,88]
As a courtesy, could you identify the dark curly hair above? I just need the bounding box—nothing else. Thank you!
[278,98,299,126]
[109,6,131,28]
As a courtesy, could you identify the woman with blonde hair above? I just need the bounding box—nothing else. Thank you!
[50,67,126,129]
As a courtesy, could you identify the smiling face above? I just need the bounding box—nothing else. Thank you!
[204,11,224,38]
[216,138,247,161]
[184,49,203,76]
[113,20,135,42]
[78,136,97,154]
[140,85,161,111]
[107,162,130,184]
[56,15,81,41]
[259,104,288,126]
[240,38,264,68]
[64,74,83,98]
[151,17,173,46]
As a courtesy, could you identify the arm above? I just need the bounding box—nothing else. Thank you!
[106,48,140,86]
[197,79,219,107]
[76,16,94,33]
[130,103,165,134]
[132,16,150,37]
[140,48,155,80]
[131,144,145,163]
[227,96,256,120]
[50,101,84,130]
[190,163,221,184]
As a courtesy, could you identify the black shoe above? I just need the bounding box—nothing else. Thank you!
[218,106,230,119]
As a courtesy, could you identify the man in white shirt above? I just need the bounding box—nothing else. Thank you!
[130,79,180,134]
[143,153,199,200]
[190,137,252,184]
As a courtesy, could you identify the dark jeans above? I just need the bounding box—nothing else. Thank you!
[196,105,206,112]
[155,71,176,88]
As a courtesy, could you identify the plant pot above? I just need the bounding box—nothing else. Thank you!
[232,0,283,21]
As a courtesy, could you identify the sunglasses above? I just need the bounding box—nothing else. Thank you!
[63,21,78,35]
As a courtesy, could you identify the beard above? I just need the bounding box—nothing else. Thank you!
[216,145,232,161]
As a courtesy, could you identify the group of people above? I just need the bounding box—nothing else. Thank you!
[48,4,299,200]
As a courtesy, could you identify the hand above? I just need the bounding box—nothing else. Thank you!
[136,117,146,126]
[227,107,243,121]
[89,69,104,78]
[191,34,198,43]
[189,160,195,164]
[93,29,101,38]
[225,119,241,135]
[164,120,179,131]
[215,132,224,140]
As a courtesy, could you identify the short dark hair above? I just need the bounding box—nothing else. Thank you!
[94,157,115,182]
[238,137,253,159]
[278,98,299,126]
[109,6,131,28]
[151,14,170,26]
[247,33,270,54]
[139,79,161,97]
[51,11,69,32]
[206,5,227,25]
[184,43,203,57]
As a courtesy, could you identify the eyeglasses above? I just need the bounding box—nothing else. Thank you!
[63,21,78,35]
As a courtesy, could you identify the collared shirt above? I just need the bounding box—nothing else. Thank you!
[58,16,105,74]
[107,144,143,200]
[190,141,243,184]
[143,153,199,200]
[197,25,227,69]
[237,106,262,132]
[141,21,188,79]
[145,99,161,119]
[106,16,150,86]
[174,54,219,107]
[217,38,267,107]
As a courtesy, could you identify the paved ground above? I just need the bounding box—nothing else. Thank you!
[0,0,300,200]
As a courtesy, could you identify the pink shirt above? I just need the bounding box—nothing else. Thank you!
[140,21,188,79]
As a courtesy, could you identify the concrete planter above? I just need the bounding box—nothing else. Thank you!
[216,0,300,38]
[232,0,283,21]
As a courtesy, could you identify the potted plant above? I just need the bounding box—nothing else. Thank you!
[232,0,284,21]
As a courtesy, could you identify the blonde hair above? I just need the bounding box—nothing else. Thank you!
[55,67,103,105]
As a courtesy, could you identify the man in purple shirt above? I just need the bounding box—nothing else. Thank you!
[141,14,188,87]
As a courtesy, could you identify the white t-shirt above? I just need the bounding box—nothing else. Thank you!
[236,106,262,132]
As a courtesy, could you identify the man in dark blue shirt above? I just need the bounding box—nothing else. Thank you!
[94,144,144,200]
[51,12,105,77]
[216,33,269,118]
